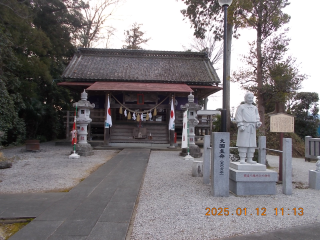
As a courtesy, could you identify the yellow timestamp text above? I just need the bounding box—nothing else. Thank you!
[205,207,304,216]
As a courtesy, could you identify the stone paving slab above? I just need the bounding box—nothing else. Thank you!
[9,220,64,240]
[2,148,150,240]
[220,222,320,240]
[0,193,66,219]
[87,222,129,240]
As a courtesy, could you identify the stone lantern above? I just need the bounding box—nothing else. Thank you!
[73,90,95,156]
[180,93,202,158]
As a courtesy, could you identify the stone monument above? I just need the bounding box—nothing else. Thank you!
[73,90,95,156]
[229,92,277,195]
[211,132,230,197]
[180,93,202,158]
[309,156,320,190]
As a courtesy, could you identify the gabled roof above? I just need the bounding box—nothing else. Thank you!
[61,48,220,85]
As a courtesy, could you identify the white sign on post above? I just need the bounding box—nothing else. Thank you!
[270,113,294,133]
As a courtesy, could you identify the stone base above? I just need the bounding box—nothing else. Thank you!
[229,168,277,196]
[230,162,266,171]
[309,170,320,190]
[76,143,94,157]
[184,154,194,161]
[180,145,202,158]
[69,152,80,159]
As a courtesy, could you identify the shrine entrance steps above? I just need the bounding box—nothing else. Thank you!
[110,123,169,144]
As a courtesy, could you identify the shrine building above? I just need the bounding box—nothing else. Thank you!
[58,48,221,145]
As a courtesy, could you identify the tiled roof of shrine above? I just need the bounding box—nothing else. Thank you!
[61,48,220,85]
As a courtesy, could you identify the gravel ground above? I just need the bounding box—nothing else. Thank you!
[0,142,118,194]
[130,151,320,240]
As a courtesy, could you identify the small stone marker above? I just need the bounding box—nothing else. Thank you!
[211,132,230,197]
[192,161,203,177]
[309,156,320,190]
[282,138,292,195]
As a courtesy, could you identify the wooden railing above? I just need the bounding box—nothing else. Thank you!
[305,136,320,161]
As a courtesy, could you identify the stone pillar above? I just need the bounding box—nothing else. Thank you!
[305,136,311,161]
[282,138,292,195]
[258,136,266,165]
[203,135,211,185]
[211,132,230,197]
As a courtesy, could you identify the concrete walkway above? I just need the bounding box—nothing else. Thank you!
[0,148,149,240]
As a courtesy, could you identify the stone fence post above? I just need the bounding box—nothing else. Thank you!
[305,136,311,161]
[203,135,211,185]
[282,138,292,195]
[258,136,266,165]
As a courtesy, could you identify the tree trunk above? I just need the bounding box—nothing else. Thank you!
[226,22,233,132]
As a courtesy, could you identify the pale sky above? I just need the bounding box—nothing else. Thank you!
[93,0,320,111]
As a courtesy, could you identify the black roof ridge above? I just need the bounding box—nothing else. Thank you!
[77,48,208,58]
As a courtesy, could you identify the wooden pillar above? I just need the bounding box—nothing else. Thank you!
[122,92,125,121]
[66,111,70,140]
[276,102,285,182]
[104,93,110,145]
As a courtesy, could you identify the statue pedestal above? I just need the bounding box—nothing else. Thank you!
[229,163,277,196]
[230,162,266,171]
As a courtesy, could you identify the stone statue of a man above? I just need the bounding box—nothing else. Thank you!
[235,92,262,164]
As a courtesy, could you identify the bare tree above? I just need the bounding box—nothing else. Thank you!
[190,33,223,68]
[105,26,115,48]
[80,0,120,48]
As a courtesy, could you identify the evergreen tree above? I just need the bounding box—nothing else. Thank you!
[0,0,87,144]
[181,0,291,133]
[289,92,319,139]
[233,32,306,114]
[0,27,26,144]
[123,23,150,50]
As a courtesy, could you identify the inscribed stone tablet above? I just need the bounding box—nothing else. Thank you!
[270,113,294,133]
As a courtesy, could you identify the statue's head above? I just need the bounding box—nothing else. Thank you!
[244,92,254,104]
